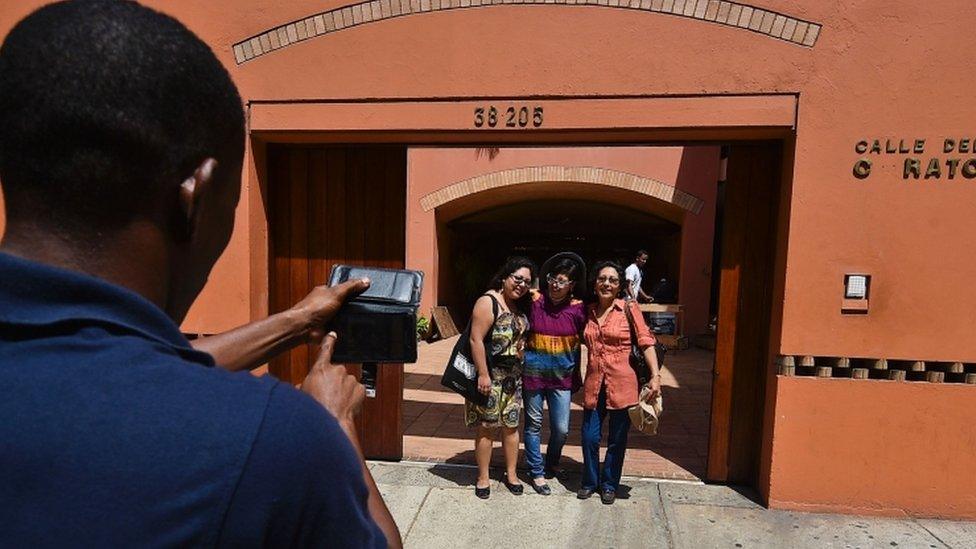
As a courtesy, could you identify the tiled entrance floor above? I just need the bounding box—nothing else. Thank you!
[404,336,714,481]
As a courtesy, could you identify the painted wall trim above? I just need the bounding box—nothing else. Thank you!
[419,165,705,213]
[232,0,822,64]
[248,96,798,134]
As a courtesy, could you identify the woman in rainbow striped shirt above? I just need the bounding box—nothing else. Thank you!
[522,253,587,496]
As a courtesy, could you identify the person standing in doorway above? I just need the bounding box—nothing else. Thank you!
[465,257,534,499]
[579,261,662,505]
[522,253,587,495]
[625,250,653,303]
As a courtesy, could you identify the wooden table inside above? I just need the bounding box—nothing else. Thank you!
[638,303,686,348]
[638,303,683,314]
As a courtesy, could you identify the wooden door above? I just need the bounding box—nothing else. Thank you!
[707,141,783,484]
[268,145,407,460]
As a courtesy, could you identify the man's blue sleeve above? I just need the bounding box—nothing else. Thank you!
[217,382,386,548]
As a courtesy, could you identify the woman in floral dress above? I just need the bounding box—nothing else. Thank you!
[465,257,535,499]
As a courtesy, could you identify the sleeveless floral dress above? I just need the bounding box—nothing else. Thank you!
[464,301,529,429]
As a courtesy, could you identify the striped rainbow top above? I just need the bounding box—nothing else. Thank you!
[523,291,586,391]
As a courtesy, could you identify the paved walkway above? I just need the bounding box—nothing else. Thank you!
[404,336,714,480]
[372,460,976,548]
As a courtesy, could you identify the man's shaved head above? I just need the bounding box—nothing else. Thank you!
[0,0,245,235]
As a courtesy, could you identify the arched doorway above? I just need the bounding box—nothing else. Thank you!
[264,135,787,490]
[405,163,721,481]
[432,179,693,327]
[440,198,680,321]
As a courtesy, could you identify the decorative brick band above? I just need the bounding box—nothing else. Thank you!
[418,165,705,213]
[776,355,976,385]
[233,0,822,64]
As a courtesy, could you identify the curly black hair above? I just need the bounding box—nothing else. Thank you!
[587,260,628,302]
[546,258,581,282]
[546,258,585,299]
[487,256,537,309]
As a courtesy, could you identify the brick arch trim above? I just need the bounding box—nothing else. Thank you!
[233,1,822,64]
[418,165,706,214]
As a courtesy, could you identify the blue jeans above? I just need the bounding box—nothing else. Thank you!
[523,388,571,479]
[581,384,631,492]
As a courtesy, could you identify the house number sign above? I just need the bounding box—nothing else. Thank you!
[473,105,543,128]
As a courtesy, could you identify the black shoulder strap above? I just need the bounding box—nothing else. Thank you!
[460,294,501,336]
[623,299,639,344]
[482,293,500,324]
[478,294,502,366]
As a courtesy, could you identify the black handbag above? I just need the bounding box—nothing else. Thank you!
[623,300,665,387]
[440,294,499,407]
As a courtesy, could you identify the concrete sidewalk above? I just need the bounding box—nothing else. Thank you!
[370,460,975,548]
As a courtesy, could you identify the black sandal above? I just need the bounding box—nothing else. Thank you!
[503,476,524,495]
[475,484,490,499]
[531,480,551,496]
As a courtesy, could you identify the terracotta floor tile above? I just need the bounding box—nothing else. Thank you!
[403,337,714,480]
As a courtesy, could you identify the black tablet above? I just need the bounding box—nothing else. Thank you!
[327,265,424,364]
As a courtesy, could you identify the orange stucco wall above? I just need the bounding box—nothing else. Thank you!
[405,146,718,334]
[769,377,976,519]
[3,0,976,518]
[2,1,974,358]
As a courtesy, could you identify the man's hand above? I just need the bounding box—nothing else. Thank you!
[301,333,404,548]
[301,333,365,427]
[193,278,369,373]
[291,278,370,342]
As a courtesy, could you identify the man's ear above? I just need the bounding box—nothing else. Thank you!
[176,158,218,241]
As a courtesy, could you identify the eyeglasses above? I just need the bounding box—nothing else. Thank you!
[508,274,531,286]
[596,276,620,285]
[546,275,573,289]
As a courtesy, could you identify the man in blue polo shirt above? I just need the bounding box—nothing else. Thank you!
[0,1,398,546]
